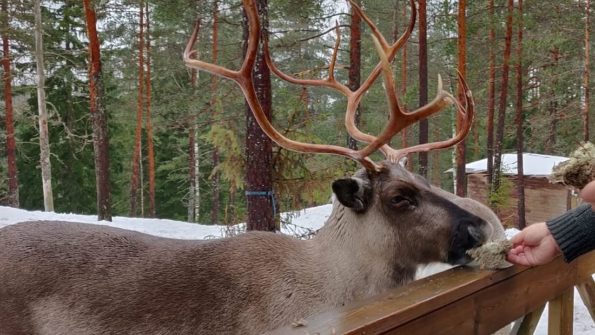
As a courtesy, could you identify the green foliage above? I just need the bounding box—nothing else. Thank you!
[202,122,244,191]
[488,171,513,211]
[153,128,192,221]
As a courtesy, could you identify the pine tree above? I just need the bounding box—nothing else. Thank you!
[83,0,112,221]
[244,0,275,231]
[1,0,18,207]
[417,0,428,178]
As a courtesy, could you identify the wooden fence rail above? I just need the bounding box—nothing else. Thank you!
[268,251,595,335]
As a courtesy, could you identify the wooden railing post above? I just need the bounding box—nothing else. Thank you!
[577,279,595,321]
[547,287,574,335]
[511,304,545,335]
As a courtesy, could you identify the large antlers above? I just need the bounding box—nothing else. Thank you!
[184,0,474,172]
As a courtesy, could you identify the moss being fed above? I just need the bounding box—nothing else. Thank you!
[550,142,595,190]
[466,239,513,270]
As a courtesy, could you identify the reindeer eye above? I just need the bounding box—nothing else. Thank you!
[391,195,413,210]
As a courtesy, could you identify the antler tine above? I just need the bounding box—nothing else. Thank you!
[343,0,417,158]
[356,0,416,95]
[350,34,403,160]
[184,0,473,172]
[184,0,381,171]
[263,10,392,164]
[343,0,417,159]
[263,0,418,163]
[263,22,350,95]
[388,72,475,163]
[184,18,238,81]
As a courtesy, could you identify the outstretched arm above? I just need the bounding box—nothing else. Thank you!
[508,179,595,266]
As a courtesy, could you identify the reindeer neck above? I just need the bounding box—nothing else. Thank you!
[309,202,417,304]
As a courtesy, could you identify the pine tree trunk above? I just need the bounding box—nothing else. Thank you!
[583,0,591,141]
[347,0,361,150]
[210,0,220,224]
[34,0,54,212]
[243,0,275,231]
[130,1,144,217]
[144,1,155,218]
[455,0,467,197]
[418,0,429,178]
[1,0,18,208]
[83,0,112,221]
[486,0,496,188]
[492,0,514,196]
[514,0,526,229]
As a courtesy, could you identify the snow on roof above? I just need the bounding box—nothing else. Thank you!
[463,153,569,177]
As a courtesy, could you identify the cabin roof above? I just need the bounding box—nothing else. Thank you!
[463,153,569,177]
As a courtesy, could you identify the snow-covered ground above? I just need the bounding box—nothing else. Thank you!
[0,205,593,334]
[0,204,332,239]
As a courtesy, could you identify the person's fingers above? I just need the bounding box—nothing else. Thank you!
[580,180,595,208]
[506,251,530,266]
[508,245,524,255]
[510,231,525,245]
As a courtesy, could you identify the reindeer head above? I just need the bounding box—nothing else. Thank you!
[332,162,488,266]
[184,0,481,264]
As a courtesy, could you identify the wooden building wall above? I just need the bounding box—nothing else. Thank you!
[466,173,578,228]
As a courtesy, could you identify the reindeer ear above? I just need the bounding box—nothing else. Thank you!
[332,177,371,213]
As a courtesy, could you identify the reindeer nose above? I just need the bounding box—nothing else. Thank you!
[467,222,487,245]
[459,212,488,241]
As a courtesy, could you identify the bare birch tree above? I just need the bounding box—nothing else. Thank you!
[347,0,361,150]
[33,0,53,211]
[187,16,201,223]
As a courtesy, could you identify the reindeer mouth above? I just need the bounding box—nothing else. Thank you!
[446,219,486,265]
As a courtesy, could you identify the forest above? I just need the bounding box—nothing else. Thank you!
[0,0,593,228]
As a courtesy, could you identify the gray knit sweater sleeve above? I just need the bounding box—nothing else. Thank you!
[546,203,595,262]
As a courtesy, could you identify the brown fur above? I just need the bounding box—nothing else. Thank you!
[0,163,501,334]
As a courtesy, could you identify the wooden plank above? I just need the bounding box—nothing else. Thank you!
[547,287,574,335]
[511,304,545,335]
[267,265,521,335]
[391,258,577,335]
[267,251,595,335]
[576,279,595,323]
[382,300,476,335]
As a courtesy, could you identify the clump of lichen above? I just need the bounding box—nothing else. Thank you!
[550,142,595,190]
[466,240,513,270]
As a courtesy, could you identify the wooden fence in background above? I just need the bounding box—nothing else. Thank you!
[269,251,595,335]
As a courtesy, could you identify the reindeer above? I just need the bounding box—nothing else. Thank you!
[0,1,505,334]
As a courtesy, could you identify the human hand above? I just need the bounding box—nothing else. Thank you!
[580,180,595,209]
[506,222,561,266]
